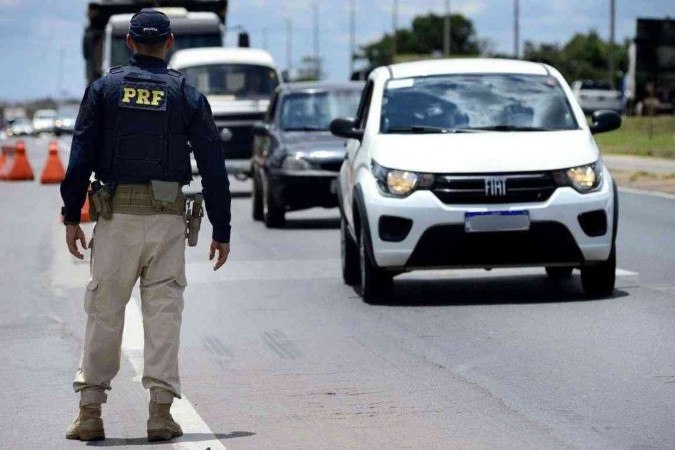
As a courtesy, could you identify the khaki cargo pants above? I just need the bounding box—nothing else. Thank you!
[74,213,187,405]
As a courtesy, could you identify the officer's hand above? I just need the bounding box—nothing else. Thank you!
[209,240,230,271]
[66,224,88,260]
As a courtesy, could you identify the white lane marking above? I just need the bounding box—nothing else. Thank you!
[615,268,639,276]
[123,297,226,450]
[619,186,675,201]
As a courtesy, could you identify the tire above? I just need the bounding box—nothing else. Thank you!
[580,247,616,298]
[341,216,360,285]
[358,221,393,303]
[251,170,264,221]
[263,174,285,228]
[546,266,574,279]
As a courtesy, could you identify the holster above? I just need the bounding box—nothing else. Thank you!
[89,184,114,221]
[186,194,204,247]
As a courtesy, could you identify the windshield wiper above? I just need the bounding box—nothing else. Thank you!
[463,125,559,132]
[386,126,475,134]
[283,126,328,132]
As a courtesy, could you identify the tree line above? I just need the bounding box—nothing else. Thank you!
[357,13,627,84]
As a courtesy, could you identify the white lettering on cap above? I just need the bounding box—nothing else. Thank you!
[143,27,158,32]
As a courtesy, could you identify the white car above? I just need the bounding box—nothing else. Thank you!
[32,109,57,134]
[8,117,33,136]
[170,47,281,183]
[331,58,622,303]
[572,80,623,114]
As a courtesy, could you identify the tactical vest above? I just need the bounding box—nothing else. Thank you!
[98,65,191,184]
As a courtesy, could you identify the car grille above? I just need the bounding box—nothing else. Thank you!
[214,113,265,160]
[315,160,343,172]
[432,172,557,204]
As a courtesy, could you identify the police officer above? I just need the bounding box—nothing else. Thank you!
[61,9,231,442]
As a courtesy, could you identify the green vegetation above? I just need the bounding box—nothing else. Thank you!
[595,116,675,159]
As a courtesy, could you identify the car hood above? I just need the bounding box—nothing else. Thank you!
[370,130,599,173]
[281,131,346,159]
[579,89,620,97]
[208,96,270,116]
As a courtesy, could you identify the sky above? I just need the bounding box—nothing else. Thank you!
[0,0,673,101]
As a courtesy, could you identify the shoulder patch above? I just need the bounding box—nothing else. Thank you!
[119,81,168,111]
[168,68,183,78]
[109,65,124,74]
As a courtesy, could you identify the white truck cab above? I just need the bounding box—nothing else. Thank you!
[101,8,223,74]
[169,47,281,178]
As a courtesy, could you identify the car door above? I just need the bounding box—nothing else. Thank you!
[342,80,374,226]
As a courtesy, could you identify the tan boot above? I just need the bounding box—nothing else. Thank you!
[65,404,105,441]
[147,400,183,441]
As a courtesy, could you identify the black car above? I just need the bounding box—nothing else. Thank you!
[251,81,365,227]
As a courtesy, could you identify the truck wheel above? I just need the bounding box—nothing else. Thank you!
[580,247,616,298]
[251,170,264,221]
[263,175,285,228]
[358,222,393,304]
[341,216,359,285]
[546,267,574,279]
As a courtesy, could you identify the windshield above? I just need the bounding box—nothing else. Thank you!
[380,74,578,133]
[110,34,222,68]
[580,80,613,90]
[182,64,279,98]
[57,106,79,119]
[34,111,56,119]
[280,90,362,131]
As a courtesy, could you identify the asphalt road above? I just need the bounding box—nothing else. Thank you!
[1,136,674,449]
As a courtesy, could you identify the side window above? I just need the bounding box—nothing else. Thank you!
[355,81,374,130]
[266,92,279,124]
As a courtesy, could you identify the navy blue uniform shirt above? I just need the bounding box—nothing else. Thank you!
[60,54,232,243]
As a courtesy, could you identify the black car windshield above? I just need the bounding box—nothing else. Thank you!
[110,34,223,68]
[580,80,613,90]
[381,74,578,133]
[280,90,362,131]
[182,64,279,98]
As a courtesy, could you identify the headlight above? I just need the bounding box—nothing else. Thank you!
[282,154,313,171]
[555,160,603,193]
[371,160,434,197]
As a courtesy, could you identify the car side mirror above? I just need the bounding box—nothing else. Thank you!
[251,122,268,137]
[330,118,363,141]
[589,110,621,135]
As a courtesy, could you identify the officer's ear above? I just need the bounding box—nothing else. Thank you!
[126,34,135,51]
[166,34,174,51]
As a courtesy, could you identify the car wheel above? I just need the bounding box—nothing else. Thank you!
[545,266,574,279]
[341,216,359,285]
[251,170,264,221]
[580,247,616,298]
[358,221,393,304]
[263,174,285,228]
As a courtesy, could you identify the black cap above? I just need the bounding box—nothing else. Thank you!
[128,8,171,45]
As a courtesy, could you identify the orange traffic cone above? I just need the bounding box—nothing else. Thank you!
[0,144,14,177]
[40,141,66,184]
[6,140,34,181]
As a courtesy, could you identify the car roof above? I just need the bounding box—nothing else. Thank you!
[169,47,276,69]
[279,81,365,94]
[378,58,550,79]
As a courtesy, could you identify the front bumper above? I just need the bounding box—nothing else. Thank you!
[269,169,339,210]
[359,169,615,270]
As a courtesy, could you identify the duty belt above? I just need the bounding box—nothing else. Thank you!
[112,184,185,216]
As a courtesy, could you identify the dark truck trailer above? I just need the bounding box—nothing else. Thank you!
[84,0,227,83]
[627,18,675,115]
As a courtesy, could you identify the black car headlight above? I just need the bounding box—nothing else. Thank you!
[553,160,603,193]
[372,160,434,197]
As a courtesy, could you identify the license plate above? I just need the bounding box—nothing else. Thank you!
[465,210,530,233]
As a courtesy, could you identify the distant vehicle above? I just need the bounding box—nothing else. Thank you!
[83,0,230,83]
[101,8,224,74]
[55,105,79,136]
[32,109,57,134]
[332,58,622,303]
[626,18,675,115]
[572,80,623,114]
[170,47,281,180]
[9,117,34,136]
[251,81,364,227]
